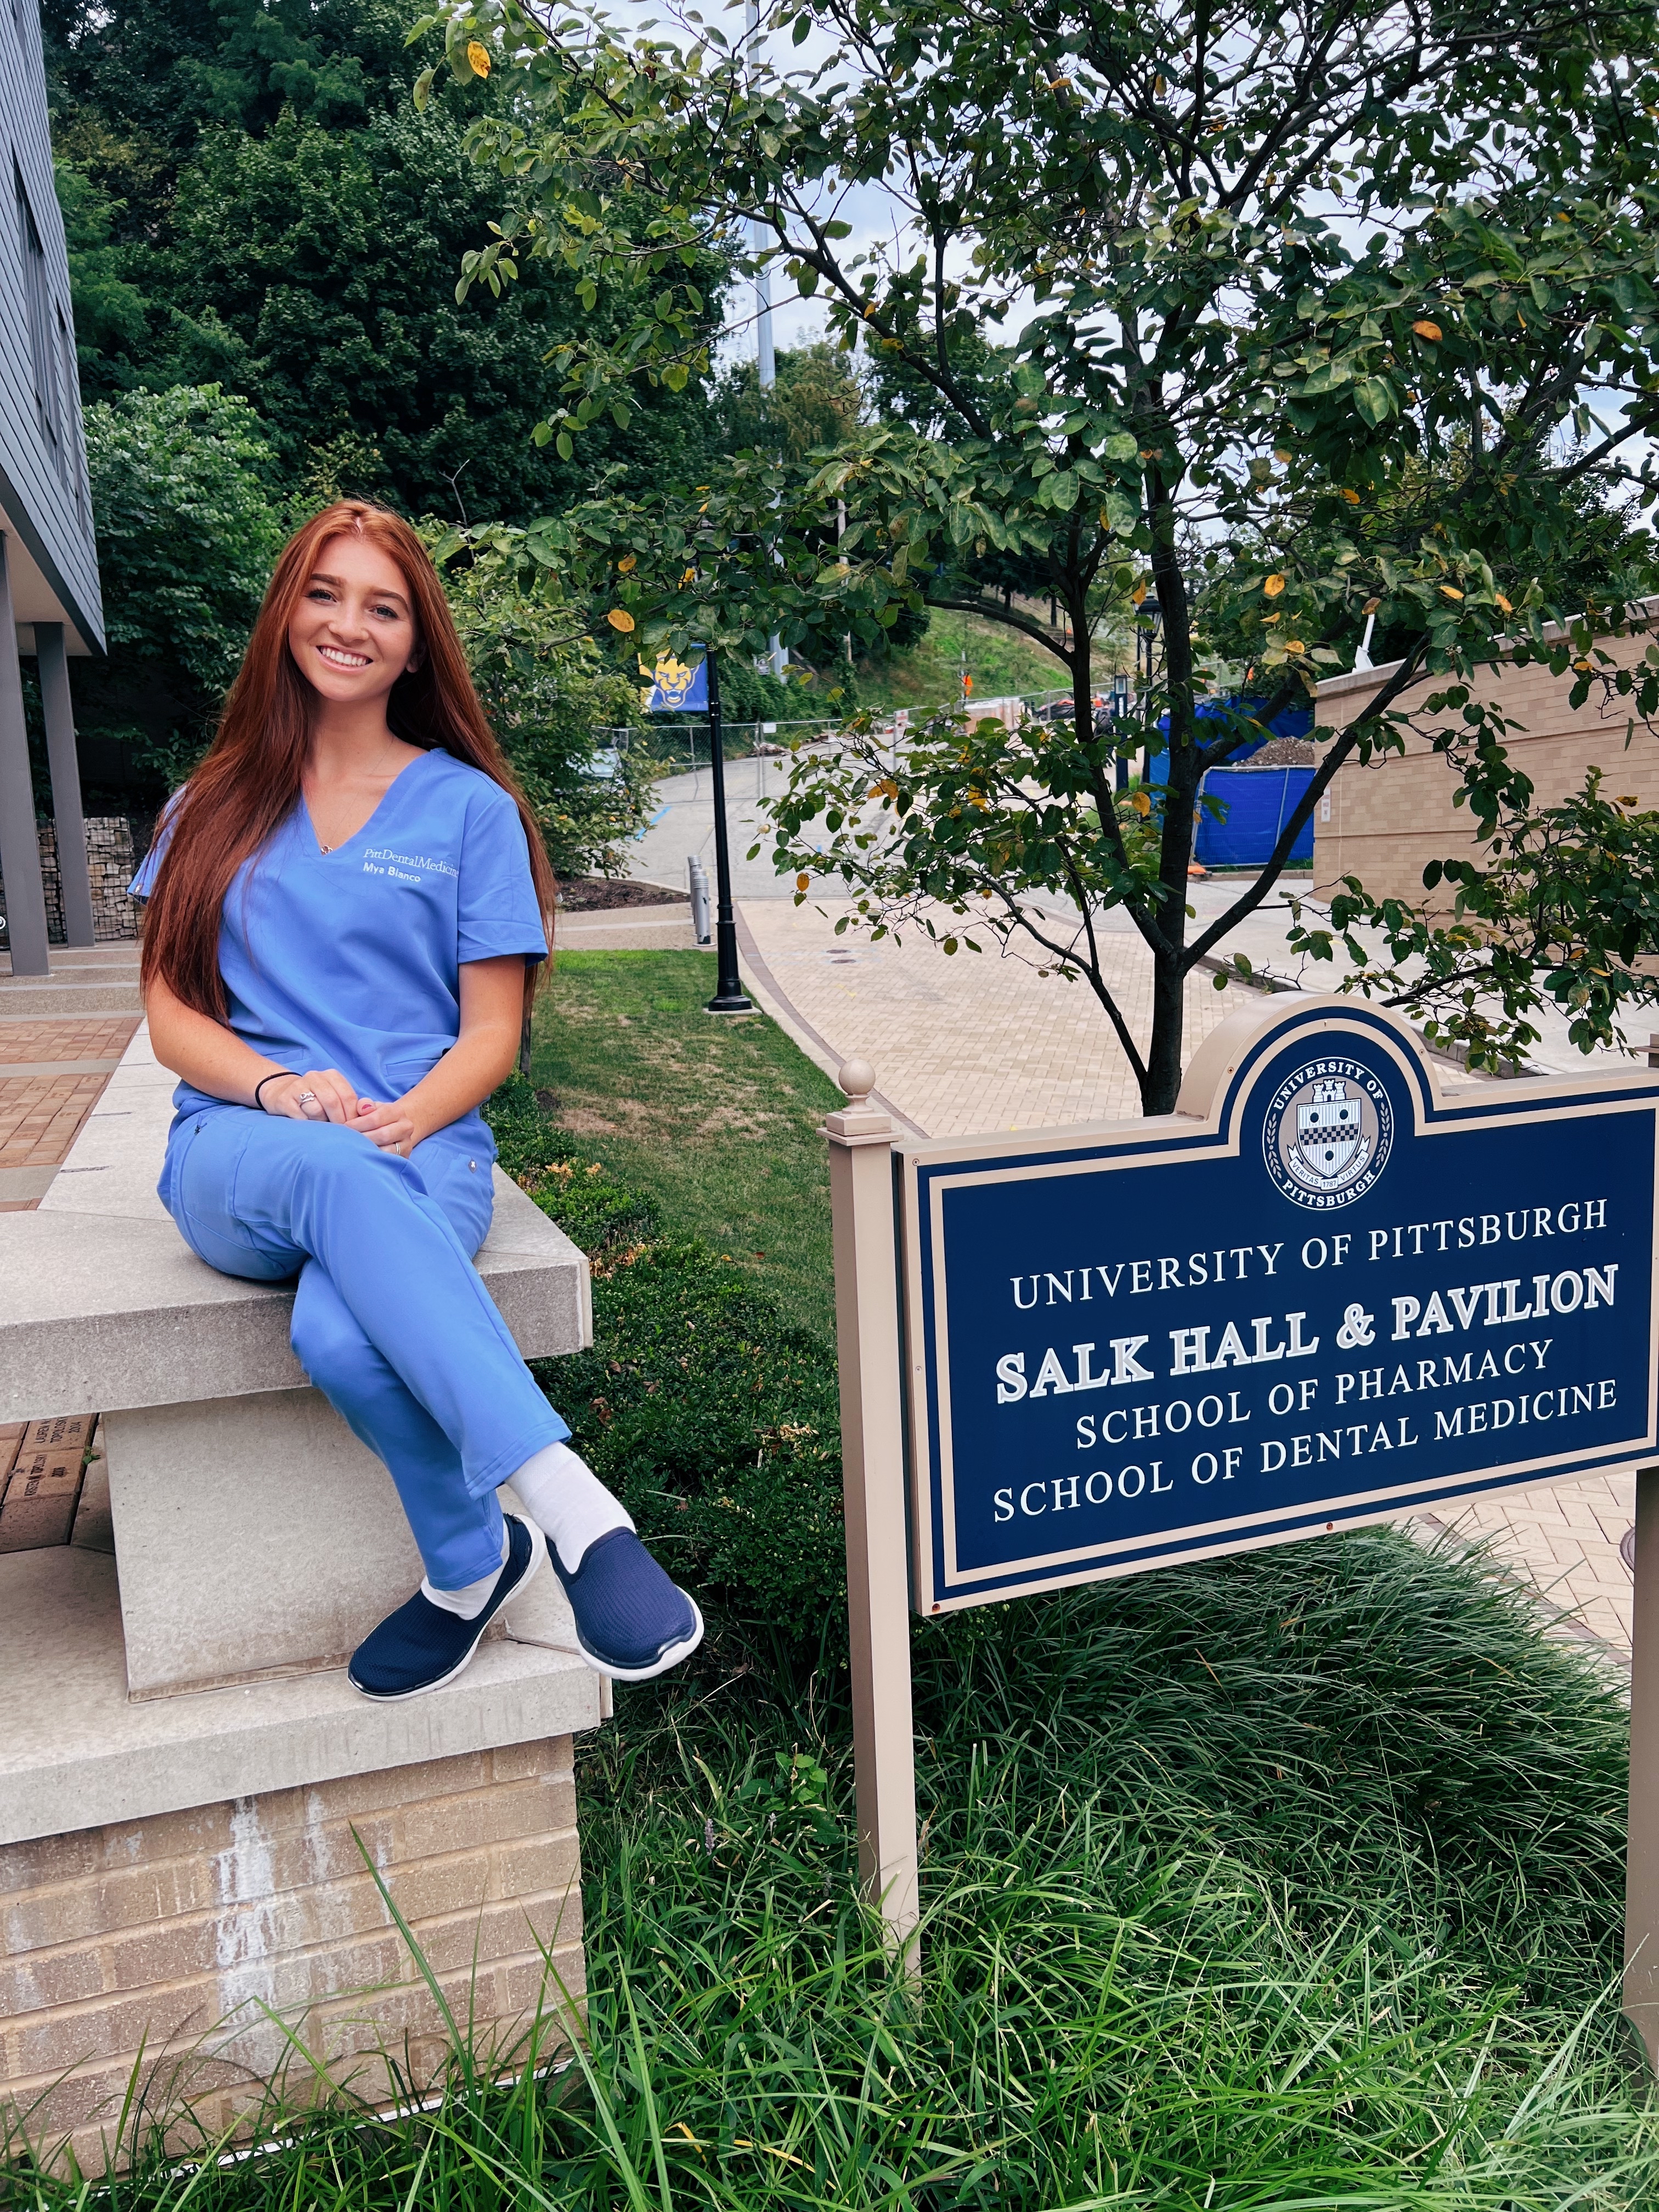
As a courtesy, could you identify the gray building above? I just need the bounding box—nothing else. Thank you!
[1,0,101,973]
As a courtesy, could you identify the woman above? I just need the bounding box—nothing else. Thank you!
[133,501,702,1700]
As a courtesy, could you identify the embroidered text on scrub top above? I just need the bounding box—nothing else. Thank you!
[130,748,546,1162]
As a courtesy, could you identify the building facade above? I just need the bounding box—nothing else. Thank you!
[1,0,101,972]
[1313,607,1659,910]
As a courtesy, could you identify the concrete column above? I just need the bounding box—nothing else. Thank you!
[0,536,50,974]
[826,1056,920,1965]
[33,623,94,947]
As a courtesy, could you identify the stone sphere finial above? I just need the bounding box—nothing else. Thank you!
[838,1058,876,1105]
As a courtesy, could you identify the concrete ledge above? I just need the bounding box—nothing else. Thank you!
[0,1542,604,1846]
[0,1023,592,1418]
[0,1182,588,1419]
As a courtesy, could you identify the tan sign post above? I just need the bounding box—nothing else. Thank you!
[827,997,1659,2054]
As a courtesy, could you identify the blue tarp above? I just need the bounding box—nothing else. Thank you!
[1147,695,1316,867]
[1192,766,1314,867]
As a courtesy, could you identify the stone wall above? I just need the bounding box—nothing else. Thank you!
[0,1739,584,2174]
[1313,616,1659,909]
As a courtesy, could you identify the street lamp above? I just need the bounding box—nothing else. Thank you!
[702,648,754,1014]
[1136,592,1164,785]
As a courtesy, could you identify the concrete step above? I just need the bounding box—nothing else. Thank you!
[0,980,144,1014]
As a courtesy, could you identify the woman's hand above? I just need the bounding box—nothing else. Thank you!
[264,1068,362,1124]
[353,1096,419,1156]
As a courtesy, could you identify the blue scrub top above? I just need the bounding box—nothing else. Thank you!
[131,747,548,1164]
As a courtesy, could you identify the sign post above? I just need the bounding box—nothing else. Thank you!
[826,1060,919,1957]
[827,996,1659,2045]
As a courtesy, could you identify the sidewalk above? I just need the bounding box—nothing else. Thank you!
[0,947,142,1210]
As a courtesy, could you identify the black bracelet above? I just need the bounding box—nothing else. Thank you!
[253,1071,295,1113]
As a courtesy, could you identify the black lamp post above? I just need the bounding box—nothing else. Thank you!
[702,647,753,1014]
[1136,592,1164,785]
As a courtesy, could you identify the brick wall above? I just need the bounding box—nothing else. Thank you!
[1314,621,1659,908]
[0,1740,584,2176]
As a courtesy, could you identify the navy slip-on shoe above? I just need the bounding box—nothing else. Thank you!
[349,1513,544,1701]
[551,1527,704,1682]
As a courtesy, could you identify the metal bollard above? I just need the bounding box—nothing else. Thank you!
[688,856,712,945]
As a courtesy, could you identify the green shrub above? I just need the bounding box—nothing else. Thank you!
[486,1075,847,1677]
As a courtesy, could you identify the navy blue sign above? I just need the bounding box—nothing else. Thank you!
[901,1000,1659,1612]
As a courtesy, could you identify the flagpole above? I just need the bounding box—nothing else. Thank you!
[704,648,753,1014]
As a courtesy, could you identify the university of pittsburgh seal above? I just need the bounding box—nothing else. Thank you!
[1262,1057,1393,1210]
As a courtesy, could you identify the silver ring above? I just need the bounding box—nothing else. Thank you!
[296,1090,317,1105]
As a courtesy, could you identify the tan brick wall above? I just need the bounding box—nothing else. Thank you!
[1314,623,1659,907]
[0,1740,584,2176]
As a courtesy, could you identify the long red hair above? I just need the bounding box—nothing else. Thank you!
[139,503,557,1021]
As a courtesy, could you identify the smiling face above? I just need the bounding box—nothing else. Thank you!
[287,532,422,710]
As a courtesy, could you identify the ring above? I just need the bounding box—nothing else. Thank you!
[296,1090,317,1105]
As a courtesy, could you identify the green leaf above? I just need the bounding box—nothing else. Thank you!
[1352,376,1393,427]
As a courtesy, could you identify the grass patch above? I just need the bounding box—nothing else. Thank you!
[851,610,1105,715]
[528,949,843,1340]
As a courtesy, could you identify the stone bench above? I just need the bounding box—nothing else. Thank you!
[0,1026,602,2163]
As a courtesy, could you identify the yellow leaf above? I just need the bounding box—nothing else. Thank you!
[796,873,810,891]
[1263,573,1286,597]
[606,608,636,631]
[1439,585,1464,600]
[1273,448,1292,462]
[466,38,491,76]
[1362,596,1381,614]
[1340,487,1360,504]
[1284,638,1306,653]
[1129,789,1152,815]
[681,566,697,584]
[1131,581,1148,606]
[1046,75,1071,88]
[618,553,637,572]
[1494,592,1513,612]
[1412,319,1442,341]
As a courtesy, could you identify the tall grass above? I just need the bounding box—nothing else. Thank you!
[15,1531,1645,2208]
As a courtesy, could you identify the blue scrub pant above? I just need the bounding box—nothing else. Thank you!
[164,1108,569,1589]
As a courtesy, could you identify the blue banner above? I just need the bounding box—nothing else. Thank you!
[644,652,708,713]
[901,1000,1659,1611]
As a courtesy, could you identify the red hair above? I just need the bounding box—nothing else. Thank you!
[139,503,557,1021]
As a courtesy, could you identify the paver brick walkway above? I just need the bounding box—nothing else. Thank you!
[740,895,1237,1135]
[0,997,140,1211]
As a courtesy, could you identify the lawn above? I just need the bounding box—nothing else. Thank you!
[11,958,1657,2207]
[850,610,1109,716]
[528,948,842,1340]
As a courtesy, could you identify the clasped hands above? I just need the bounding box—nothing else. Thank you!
[260,1069,417,1156]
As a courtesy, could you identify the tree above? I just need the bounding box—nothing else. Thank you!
[425,0,1659,1107]
[46,0,727,516]
[79,383,288,791]
[432,524,659,876]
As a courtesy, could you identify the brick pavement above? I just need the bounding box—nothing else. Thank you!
[739,895,1238,1135]
[0,1014,140,1211]
[737,892,1640,1671]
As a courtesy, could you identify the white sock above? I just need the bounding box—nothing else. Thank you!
[423,1524,510,1620]
[509,1439,633,1574]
